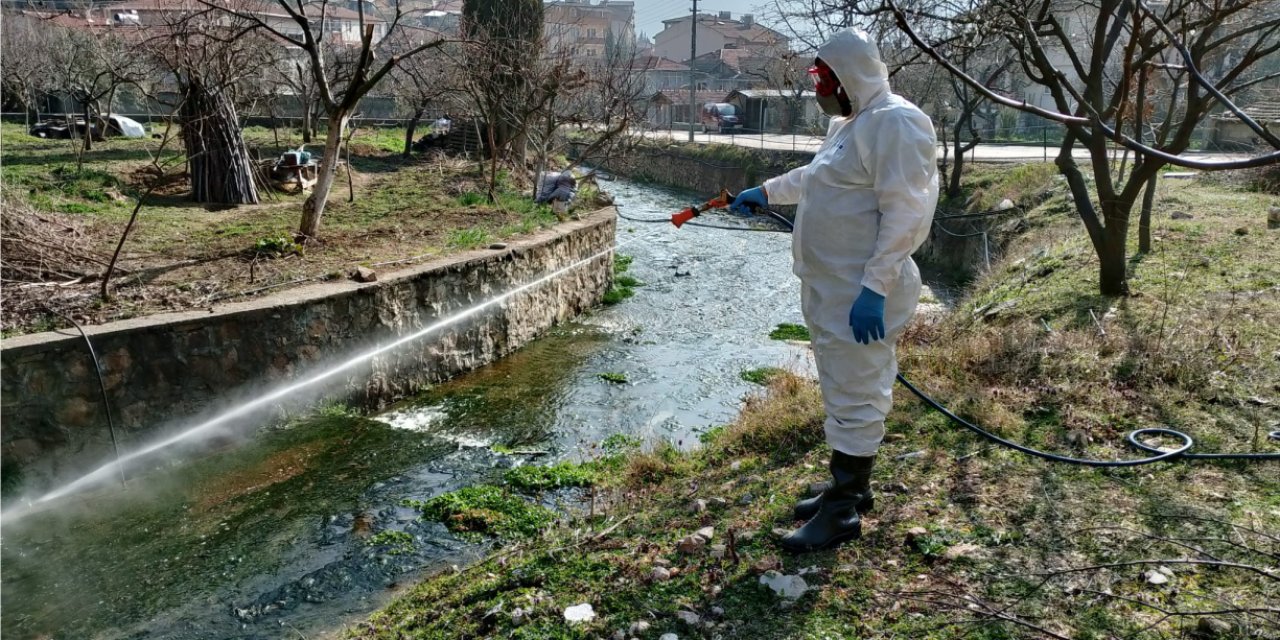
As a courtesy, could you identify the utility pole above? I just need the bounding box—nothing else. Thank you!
[688,0,697,141]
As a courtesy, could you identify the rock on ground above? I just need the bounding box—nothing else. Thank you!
[759,570,809,600]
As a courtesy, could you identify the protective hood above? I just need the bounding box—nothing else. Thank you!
[816,29,890,111]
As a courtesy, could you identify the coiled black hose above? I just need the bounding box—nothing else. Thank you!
[648,206,1280,464]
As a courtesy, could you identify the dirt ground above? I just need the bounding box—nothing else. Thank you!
[1,123,581,337]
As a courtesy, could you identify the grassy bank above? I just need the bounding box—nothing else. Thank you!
[344,173,1279,639]
[1,123,591,337]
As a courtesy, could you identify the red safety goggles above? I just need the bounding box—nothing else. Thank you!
[808,60,840,97]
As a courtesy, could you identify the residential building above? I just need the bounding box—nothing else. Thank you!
[652,11,786,63]
[631,55,690,94]
[420,0,462,33]
[544,0,635,60]
[80,0,387,44]
[1209,99,1280,150]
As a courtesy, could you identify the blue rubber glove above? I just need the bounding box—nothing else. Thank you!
[849,287,886,344]
[730,186,768,215]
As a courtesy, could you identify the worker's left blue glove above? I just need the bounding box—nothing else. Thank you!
[730,186,768,215]
[849,287,886,344]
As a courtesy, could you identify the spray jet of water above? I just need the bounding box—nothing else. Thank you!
[19,228,656,512]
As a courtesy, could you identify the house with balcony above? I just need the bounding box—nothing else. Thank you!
[652,11,786,64]
[544,0,635,61]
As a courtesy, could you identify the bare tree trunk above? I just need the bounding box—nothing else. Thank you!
[298,111,350,239]
[403,107,424,157]
[180,77,260,205]
[1099,223,1129,296]
[1138,172,1158,253]
[101,187,155,301]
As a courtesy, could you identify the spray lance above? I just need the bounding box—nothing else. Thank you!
[667,189,796,231]
[658,188,1280,466]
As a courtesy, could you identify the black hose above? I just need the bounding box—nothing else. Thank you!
[681,207,1280,465]
[41,305,128,485]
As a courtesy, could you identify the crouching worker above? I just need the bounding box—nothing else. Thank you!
[731,28,939,552]
[537,171,578,219]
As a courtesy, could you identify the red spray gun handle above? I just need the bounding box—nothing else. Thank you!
[670,189,734,228]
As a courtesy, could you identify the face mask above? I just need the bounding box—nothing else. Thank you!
[810,61,852,117]
[816,92,845,117]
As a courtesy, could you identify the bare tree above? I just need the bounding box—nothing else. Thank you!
[145,8,282,205]
[1,14,54,128]
[835,0,1280,295]
[530,46,647,194]
[387,35,464,157]
[206,0,452,239]
[42,20,152,158]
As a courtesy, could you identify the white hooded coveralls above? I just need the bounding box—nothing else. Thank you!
[763,29,939,457]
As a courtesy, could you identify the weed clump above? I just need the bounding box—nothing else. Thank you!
[598,372,628,384]
[604,253,641,305]
[365,530,415,554]
[403,486,554,539]
[769,323,811,341]
[713,371,825,461]
[740,366,786,385]
[504,460,600,491]
[253,235,303,257]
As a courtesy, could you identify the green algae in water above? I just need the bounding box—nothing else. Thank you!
[0,413,450,639]
[404,485,554,539]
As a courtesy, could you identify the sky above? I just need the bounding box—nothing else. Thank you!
[632,0,776,42]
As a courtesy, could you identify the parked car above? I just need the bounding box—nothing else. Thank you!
[700,102,743,134]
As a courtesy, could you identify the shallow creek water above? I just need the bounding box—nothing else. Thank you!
[1,179,828,639]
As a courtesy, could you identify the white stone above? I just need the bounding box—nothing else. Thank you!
[659,634,679,640]
[650,566,672,582]
[629,621,651,634]
[759,570,809,600]
[676,611,700,625]
[564,603,596,624]
[1144,569,1169,585]
[696,526,715,541]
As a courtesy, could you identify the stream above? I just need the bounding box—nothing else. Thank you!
[0,179,827,639]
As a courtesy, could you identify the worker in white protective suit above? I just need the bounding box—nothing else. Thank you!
[731,28,938,552]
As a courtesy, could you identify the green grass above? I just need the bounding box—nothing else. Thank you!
[1,120,581,336]
[597,372,628,384]
[768,323,811,341]
[445,227,491,249]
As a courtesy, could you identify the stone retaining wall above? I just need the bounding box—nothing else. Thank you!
[1,210,616,491]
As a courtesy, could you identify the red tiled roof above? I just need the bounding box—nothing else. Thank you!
[633,55,688,71]
[662,13,785,45]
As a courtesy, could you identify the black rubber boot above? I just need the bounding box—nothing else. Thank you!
[792,481,874,522]
[780,452,875,553]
